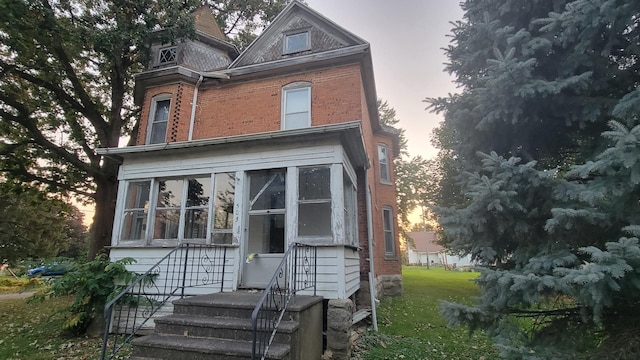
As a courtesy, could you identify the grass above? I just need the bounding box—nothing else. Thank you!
[354,266,498,360]
[0,281,103,360]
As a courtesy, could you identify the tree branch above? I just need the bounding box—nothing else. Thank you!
[0,105,101,179]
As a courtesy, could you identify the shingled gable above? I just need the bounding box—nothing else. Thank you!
[228,1,399,155]
[230,0,367,68]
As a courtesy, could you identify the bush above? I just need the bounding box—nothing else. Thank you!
[32,254,136,334]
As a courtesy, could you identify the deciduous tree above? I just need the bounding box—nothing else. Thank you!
[0,0,286,260]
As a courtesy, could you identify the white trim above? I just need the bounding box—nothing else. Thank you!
[283,30,310,54]
[378,143,391,184]
[281,84,311,130]
[146,94,172,144]
[286,166,297,247]
[331,164,344,245]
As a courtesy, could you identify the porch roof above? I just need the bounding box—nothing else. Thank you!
[97,121,369,168]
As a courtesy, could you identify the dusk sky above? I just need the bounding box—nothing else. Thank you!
[305,0,465,159]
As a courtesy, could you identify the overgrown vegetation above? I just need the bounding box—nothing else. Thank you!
[354,267,498,359]
[32,255,136,334]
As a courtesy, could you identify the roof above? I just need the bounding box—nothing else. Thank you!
[97,121,370,168]
[406,231,445,253]
[193,6,226,41]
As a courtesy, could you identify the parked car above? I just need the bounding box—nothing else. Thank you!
[26,264,67,277]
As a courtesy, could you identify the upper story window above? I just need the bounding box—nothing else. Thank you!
[284,31,310,54]
[282,83,311,130]
[147,97,171,144]
[382,206,396,257]
[378,144,391,183]
[158,46,177,65]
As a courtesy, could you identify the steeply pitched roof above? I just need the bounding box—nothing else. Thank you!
[192,6,226,41]
[230,0,368,68]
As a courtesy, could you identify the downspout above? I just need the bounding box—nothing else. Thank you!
[187,75,204,141]
[188,71,230,141]
[365,170,378,332]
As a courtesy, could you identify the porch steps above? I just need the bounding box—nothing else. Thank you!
[130,292,322,360]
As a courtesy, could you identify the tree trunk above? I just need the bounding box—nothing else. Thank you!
[88,158,120,260]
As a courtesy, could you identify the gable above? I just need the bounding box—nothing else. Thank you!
[231,1,367,68]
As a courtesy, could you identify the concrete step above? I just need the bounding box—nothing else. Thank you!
[132,334,290,360]
[154,314,298,343]
[172,292,322,320]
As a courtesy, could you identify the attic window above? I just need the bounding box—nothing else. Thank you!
[284,31,310,54]
[158,46,177,65]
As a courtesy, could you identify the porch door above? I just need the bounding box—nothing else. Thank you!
[242,169,286,288]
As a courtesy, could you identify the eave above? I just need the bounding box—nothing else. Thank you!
[97,122,370,169]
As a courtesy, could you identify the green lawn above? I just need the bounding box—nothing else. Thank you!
[0,293,103,360]
[354,266,498,360]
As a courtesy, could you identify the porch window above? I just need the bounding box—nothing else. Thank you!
[282,84,311,130]
[153,179,183,240]
[378,144,391,183]
[298,166,332,240]
[183,177,211,240]
[212,173,236,244]
[148,97,171,144]
[382,206,396,256]
[121,181,151,241]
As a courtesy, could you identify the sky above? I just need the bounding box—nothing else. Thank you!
[305,0,464,160]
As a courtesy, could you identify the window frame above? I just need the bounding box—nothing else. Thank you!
[282,83,311,130]
[146,95,172,145]
[283,31,310,54]
[297,166,332,242]
[378,144,391,184]
[120,180,152,243]
[157,46,177,66]
[382,206,396,257]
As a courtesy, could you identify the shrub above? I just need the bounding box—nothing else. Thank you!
[32,254,136,334]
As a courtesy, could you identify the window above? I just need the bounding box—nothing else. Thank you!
[183,177,211,240]
[212,173,236,244]
[378,144,391,183]
[158,46,177,65]
[382,206,396,256]
[284,31,309,54]
[248,169,286,253]
[283,86,311,130]
[298,167,332,239]
[148,98,170,144]
[121,181,151,241]
[153,179,183,240]
[343,174,357,246]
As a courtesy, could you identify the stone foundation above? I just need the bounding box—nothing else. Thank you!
[375,274,403,298]
[325,298,355,360]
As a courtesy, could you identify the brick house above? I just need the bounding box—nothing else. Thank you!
[99,2,402,358]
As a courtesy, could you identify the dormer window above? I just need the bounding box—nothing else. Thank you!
[158,46,177,65]
[284,31,310,54]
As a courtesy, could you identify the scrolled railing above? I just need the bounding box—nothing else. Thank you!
[251,243,317,360]
[100,243,229,360]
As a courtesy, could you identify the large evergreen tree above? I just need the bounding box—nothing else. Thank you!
[0,0,286,260]
[428,0,640,358]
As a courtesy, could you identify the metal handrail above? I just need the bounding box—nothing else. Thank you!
[251,243,317,360]
[100,243,228,360]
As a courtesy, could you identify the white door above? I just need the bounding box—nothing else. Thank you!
[242,169,286,288]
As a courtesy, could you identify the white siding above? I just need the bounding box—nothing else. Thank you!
[110,246,239,295]
[297,245,360,299]
[118,143,342,180]
[344,247,360,297]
